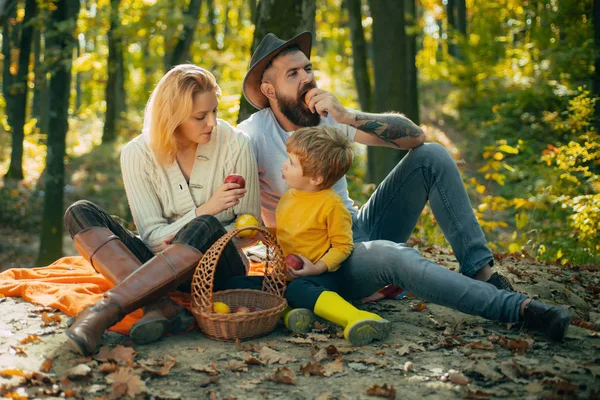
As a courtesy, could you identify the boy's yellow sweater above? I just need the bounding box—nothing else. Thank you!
[275,188,353,272]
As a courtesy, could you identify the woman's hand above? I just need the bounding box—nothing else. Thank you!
[286,255,328,279]
[196,183,246,216]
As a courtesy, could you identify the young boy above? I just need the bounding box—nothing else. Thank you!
[278,126,391,346]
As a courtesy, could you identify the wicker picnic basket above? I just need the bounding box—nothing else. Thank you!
[190,226,288,341]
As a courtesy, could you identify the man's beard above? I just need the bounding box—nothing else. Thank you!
[276,88,321,127]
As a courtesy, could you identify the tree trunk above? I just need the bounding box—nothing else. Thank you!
[75,37,82,112]
[237,0,316,123]
[207,0,218,49]
[404,0,419,125]
[347,0,372,111]
[2,7,15,149]
[456,0,466,36]
[248,0,257,25]
[0,0,18,26]
[447,0,457,57]
[37,0,80,266]
[4,0,37,180]
[223,0,231,48]
[102,0,126,143]
[168,0,203,68]
[367,0,408,184]
[594,0,600,132]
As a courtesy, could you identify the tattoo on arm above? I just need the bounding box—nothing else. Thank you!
[353,112,423,147]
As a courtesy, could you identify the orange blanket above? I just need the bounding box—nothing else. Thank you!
[0,256,266,336]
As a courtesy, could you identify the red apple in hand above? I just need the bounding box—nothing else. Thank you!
[285,254,304,271]
[232,305,250,314]
[224,174,245,189]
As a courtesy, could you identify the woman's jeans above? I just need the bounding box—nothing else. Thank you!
[284,143,527,323]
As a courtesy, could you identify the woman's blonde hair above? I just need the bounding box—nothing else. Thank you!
[147,64,221,164]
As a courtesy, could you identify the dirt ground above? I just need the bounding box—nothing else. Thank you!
[1,243,599,400]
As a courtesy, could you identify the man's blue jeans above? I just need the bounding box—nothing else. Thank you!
[286,143,527,323]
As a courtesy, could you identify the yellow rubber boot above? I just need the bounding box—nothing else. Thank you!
[283,307,316,333]
[313,291,391,346]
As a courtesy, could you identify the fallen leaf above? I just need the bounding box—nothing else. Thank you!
[65,364,92,379]
[447,371,469,385]
[138,356,177,376]
[225,360,248,372]
[19,334,42,344]
[266,366,296,385]
[86,384,107,394]
[1,369,26,378]
[9,345,27,356]
[313,344,341,362]
[466,340,494,350]
[366,383,396,398]
[105,367,147,398]
[375,350,385,355]
[396,343,426,356]
[465,361,503,381]
[244,356,264,365]
[238,378,262,390]
[284,337,312,345]
[411,302,427,312]
[259,346,297,364]
[198,375,220,387]
[496,338,532,354]
[404,361,413,374]
[99,363,119,373]
[40,358,54,373]
[192,362,219,376]
[323,358,344,377]
[95,345,136,365]
[306,333,329,342]
[524,382,544,393]
[299,362,325,376]
[41,312,62,326]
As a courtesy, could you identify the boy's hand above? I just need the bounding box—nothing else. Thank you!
[286,255,328,278]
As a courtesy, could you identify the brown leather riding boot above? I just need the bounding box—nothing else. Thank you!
[73,228,195,345]
[65,243,202,356]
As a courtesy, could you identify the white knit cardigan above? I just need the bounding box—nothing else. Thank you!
[120,119,261,253]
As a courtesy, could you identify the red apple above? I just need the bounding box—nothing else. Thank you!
[224,174,245,189]
[249,306,264,313]
[285,254,304,271]
[232,305,250,314]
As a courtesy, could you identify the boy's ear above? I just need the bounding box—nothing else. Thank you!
[260,82,276,101]
[310,175,324,187]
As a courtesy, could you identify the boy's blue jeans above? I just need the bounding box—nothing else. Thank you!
[283,143,527,323]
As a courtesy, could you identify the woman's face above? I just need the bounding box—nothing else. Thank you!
[175,90,219,146]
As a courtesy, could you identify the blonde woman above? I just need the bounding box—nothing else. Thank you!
[64,64,260,355]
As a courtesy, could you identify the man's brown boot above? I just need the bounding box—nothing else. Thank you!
[73,228,196,345]
[65,243,202,356]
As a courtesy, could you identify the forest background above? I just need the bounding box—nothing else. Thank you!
[0,0,598,269]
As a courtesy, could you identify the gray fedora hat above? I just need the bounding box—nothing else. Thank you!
[243,31,312,110]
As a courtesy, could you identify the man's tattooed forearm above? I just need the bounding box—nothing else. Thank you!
[353,112,423,146]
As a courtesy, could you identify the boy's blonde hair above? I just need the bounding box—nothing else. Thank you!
[286,126,353,190]
[147,64,221,164]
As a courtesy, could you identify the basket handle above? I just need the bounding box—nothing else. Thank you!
[191,226,287,313]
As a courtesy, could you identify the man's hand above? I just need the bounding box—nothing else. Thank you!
[305,88,352,124]
[286,254,328,279]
